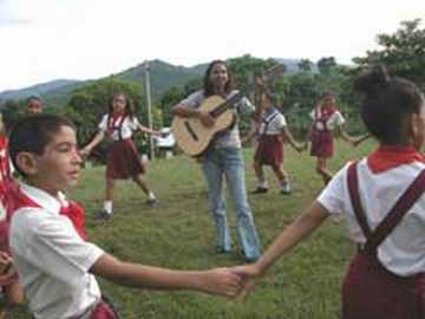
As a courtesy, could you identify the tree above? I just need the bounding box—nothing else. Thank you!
[64,78,145,147]
[298,59,313,72]
[317,57,337,73]
[353,19,425,86]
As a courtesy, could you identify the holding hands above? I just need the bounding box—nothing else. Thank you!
[0,251,17,286]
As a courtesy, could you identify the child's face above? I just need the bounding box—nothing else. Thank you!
[30,125,82,194]
[112,95,127,114]
[27,99,43,114]
[322,96,335,108]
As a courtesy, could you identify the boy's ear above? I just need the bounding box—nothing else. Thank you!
[411,112,425,150]
[15,152,39,175]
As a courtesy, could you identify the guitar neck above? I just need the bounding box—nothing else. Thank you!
[208,64,284,119]
[209,92,243,118]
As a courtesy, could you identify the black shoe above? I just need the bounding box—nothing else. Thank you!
[280,189,292,195]
[145,198,158,208]
[240,249,259,263]
[93,210,111,221]
[251,187,268,194]
[216,247,232,254]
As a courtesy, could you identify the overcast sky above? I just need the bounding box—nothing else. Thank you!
[0,0,423,91]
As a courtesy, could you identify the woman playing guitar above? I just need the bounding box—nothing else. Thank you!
[172,60,261,262]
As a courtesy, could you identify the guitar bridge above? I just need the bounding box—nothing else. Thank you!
[184,121,199,141]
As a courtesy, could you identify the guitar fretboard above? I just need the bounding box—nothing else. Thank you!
[209,92,243,118]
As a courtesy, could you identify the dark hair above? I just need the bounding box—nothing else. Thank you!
[354,65,423,145]
[9,114,75,176]
[26,95,43,104]
[203,60,234,97]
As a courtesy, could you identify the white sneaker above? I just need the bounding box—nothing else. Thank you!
[280,181,291,195]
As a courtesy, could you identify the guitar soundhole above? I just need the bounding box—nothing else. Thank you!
[184,121,199,141]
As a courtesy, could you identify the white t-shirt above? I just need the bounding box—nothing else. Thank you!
[259,108,286,135]
[309,108,345,131]
[318,159,425,276]
[176,89,255,148]
[98,113,141,141]
[9,183,104,319]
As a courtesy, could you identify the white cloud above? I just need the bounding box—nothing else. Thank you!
[0,0,424,91]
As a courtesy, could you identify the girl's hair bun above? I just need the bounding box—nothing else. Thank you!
[354,65,391,98]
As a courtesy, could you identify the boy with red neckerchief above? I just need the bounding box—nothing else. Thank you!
[7,114,242,319]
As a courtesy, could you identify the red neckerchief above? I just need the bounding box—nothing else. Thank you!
[7,185,88,240]
[367,145,425,174]
[107,112,125,137]
[0,136,11,182]
[315,105,336,120]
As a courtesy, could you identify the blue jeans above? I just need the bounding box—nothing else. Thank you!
[201,147,261,260]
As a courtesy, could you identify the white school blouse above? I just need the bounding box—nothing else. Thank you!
[259,108,287,135]
[309,108,345,131]
[317,159,425,276]
[9,183,104,319]
[98,113,141,141]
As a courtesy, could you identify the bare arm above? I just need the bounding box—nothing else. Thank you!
[282,127,303,152]
[80,131,105,155]
[241,119,259,145]
[254,201,329,275]
[173,104,214,127]
[90,253,242,297]
[138,124,162,136]
[233,201,329,287]
[353,133,371,147]
[337,125,355,145]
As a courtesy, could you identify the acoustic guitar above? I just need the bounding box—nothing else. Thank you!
[171,64,284,157]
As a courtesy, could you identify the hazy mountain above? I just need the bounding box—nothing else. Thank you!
[112,59,207,98]
[0,57,303,105]
[0,79,82,101]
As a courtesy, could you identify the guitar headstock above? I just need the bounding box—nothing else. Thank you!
[262,64,285,82]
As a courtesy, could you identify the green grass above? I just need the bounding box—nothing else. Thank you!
[11,140,375,318]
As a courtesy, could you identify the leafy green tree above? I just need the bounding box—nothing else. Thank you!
[317,57,337,73]
[298,59,313,72]
[0,99,25,131]
[353,19,425,86]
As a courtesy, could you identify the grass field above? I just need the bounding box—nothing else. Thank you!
[11,140,375,319]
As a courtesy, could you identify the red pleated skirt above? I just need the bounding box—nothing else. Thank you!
[106,139,144,179]
[342,251,424,319]
[254,135,283,166]
[310,130,334,158]
[89,299,119,319]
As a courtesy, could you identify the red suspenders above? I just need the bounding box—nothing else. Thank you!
[347,162,425,255]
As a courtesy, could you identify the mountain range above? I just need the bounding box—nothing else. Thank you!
[0,57,304,106]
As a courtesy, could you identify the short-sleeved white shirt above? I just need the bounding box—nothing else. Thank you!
[98,113,141,141]
[176,89,255,148]
[309,108,345,131]
[259,108,286,135]
[317,159,425,276]
[9,183,104,319]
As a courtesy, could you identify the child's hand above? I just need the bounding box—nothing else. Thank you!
[0,252,17,286]
[200,267,242,298]
[295,143,305,153]
[79,147,91,157]
[231,264,261,301]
